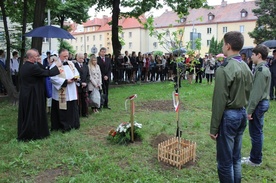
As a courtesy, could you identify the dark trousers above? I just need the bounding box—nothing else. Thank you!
[195,71,203,83]
[249,100,269,164]
[102,79,109,107]
[12,75,19,91]
[269,74,276,99]
[78,90,88,116]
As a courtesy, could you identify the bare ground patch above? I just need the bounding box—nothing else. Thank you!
[137,100,184,112]
[35,167,68,183]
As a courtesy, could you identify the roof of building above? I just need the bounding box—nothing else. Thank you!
[154,1,257,28]
[70,1,257,34]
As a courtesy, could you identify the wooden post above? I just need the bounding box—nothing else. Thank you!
[130,99,134,142]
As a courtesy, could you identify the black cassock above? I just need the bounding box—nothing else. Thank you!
[17,61,59,141]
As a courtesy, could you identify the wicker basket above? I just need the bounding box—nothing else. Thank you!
[158,137,196,169]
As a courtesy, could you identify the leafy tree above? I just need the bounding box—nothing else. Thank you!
[208,36,223,55]
[59,40,76,55]
[248,0,276,44]
[208,37,215,54]
[47,0,92,29]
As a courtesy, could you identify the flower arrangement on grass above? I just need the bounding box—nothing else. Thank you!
[107,121,142,145]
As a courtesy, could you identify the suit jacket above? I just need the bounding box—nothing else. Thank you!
[74,62,90,92]
[97,56,112,81]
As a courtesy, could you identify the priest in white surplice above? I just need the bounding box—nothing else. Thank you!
[50,49,80,132]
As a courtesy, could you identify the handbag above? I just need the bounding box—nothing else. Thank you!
[45,77,52,98]
[89,88,101,108]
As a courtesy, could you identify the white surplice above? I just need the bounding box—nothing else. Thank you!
[50,61,79,101]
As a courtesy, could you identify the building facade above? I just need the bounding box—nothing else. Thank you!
[69,1,258,56]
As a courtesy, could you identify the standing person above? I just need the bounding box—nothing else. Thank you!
[17,49,61,141]
[50,49,80,132]
[43,51,51,68]
[97,47,112,109]
[269,50,276,100]
[137,52,143,82]
[10,51,20,91]
[130,51,138,83]
[205,54,215,85]
[242,45,271,166]
[88,55,102,113]
[210,31,253,183]
[74,53,90,117]
[195,54,203,83]
[0,50,7,95]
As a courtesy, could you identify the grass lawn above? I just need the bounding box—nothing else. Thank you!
[0,79,275,183]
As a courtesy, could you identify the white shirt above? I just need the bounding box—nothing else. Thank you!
[10,58,19,74]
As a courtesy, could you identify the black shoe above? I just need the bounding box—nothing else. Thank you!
[103,106,111,110]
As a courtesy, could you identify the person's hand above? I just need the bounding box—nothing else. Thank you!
[104,76,108,80]
[67,79,74,84]
[210,133,218,140]
[81,83,87,87]
[247,114,253,120]
[55,61,62,67]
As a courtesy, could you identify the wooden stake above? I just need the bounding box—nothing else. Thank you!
[130,100,134,142]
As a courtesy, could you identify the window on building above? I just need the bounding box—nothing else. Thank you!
[93,35,95,41]
[129,32,132,38]
[76,46,78,50]
[208,12,215,21]
[87,27,90,32]
[121,32,124,38]
[87,45,89,51]
[223,27,228,33]
[153,42,158,48]
[129,42,132,49]
[92,27,96,31]
[180,17,186,23]
[100,44,102,48]
[240,9,248,18]
[240,25,245,33]
[166,30,170,36]
[81,37,83,42]
[207,28,212,34]
[81,45,83,51]
[207,40,211,46]
[87,36,89,41]
[75,37,78,42]
[100,35,102,40]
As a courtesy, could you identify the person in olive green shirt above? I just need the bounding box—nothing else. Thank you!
[242,45,271,166]
[209,31,253,183]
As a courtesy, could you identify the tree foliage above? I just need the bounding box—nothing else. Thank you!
[208,36,222,55]
[248,0,276,44]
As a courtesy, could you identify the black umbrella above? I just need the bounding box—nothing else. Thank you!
[261,40,276,49]
[172,47,187,56]
[25,25,75,39]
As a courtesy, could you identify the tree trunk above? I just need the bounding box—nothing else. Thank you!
[112,0,122,58]
[20,0,28,69]
[0,0,19,102]
[31,0,47,54]
[18,0,28,91]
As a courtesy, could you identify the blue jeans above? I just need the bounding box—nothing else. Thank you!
[249,99,269,164]
[217,108,247,183]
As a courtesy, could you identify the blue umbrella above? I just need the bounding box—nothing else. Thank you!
[25,25,75,39]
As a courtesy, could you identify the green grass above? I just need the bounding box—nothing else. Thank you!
[0,80,276,183]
